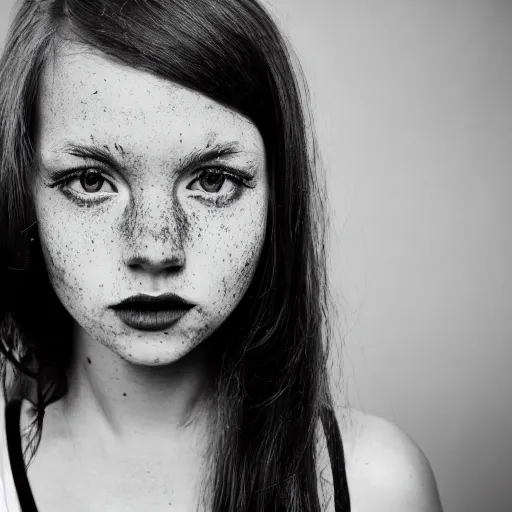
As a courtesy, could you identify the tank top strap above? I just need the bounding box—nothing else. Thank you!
[320,406,351,512]
[0,394,20,512]
[4,399,38,512]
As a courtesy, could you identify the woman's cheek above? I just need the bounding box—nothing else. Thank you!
[189,204,266,313]
[37,212,105,312]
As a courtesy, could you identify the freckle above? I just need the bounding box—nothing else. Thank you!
[87,357,91,364]
[123,392,127,397]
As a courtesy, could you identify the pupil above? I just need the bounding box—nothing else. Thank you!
[82,171,102,192]
[201,173,224,192]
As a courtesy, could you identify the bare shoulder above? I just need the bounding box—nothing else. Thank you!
[333,407,444,512]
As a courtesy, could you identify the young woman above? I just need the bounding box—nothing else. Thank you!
[0,0,444,511]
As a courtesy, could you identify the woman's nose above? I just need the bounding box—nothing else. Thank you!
[121,195,187,274]
[126,244,185,274]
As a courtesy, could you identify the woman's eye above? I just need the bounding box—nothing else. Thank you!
[69,170,116,195]
[188,170,237,194]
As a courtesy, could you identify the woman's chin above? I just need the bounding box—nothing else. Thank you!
[106,336,194,367]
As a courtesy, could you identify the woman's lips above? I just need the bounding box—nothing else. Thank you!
[112,308,190,331]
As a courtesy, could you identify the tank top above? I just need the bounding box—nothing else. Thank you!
[2,399,351,512]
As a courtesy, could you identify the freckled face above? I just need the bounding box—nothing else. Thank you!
[32,43,268,366]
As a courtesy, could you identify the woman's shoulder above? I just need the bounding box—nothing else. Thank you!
[324,406,443,512]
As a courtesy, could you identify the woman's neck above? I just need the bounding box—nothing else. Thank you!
[59,325,213,452]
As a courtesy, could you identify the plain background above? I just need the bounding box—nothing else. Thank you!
[1,1,511,511]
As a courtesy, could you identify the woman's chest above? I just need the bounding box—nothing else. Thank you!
[26,457,339,512]
[23,445,340,512]
[23,425,210,512]
[17,413,351,512]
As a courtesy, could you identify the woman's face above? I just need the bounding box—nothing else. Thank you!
[32,42,268,366]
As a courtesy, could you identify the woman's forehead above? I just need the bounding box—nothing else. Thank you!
[37,42,264,161]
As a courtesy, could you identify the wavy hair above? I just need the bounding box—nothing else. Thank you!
[0,1,344,510]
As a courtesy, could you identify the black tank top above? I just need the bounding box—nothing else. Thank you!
[5,399,351,511]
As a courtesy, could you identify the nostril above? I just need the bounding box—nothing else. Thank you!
[127,252,185,273]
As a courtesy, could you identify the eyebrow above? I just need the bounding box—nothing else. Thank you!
[52,140,248,174]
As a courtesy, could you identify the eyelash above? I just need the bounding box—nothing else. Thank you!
[48,166,254,206]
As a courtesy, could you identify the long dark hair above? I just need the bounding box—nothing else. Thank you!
[0,1,345,510]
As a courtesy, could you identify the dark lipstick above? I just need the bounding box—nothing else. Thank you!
[110,293,194,331]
